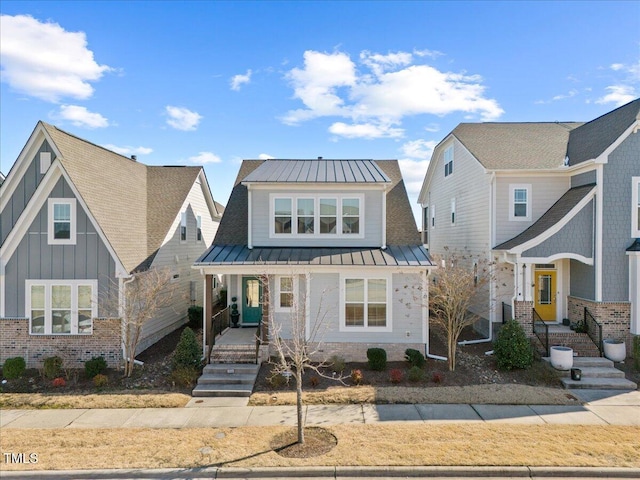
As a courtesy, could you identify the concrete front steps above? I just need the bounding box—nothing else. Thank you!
[543,357,638,390]
[192,363,260,397]
[209,345,256,364]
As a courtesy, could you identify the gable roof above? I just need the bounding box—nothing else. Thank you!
[452,122,582,170]
[211,159,420,247]
[39,122,211,273]
[242,159,390,183]
[567,98,640,165]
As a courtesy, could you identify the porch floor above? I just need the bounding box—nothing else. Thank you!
[216,327,259,345]
[545,324,573,334]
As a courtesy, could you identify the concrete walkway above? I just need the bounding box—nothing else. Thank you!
[2,390,639,429]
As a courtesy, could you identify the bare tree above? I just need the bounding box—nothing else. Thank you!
[103,268,174,377]
[263,272,343,445]
[429,251,494,371]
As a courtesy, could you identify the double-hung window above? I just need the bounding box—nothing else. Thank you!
[633,177,640,236]
[271,195,363,237]
[509,184,531,221]
[26,280,97,335]
[341,275,391,331]
[444,146,454,177]
[196,215,202,242]
[48,199,76,245]
[275,276,296,311]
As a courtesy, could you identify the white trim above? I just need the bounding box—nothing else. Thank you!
[627,250,640,335]
[595,165,603,302]
[25,279,97,335]
[244,182,386,192]
[47,198,76,245]
[431,204,436,229]
[520,253,593,266]
[247,186,253,249]
[632,177,640,237]
[339,272,392,333]
[180,212,187,243]
[305,273,311,342]
[595,121,639,164]
[274,275,297,312]
[0,259,5,317]
[39,152,52,173]
[509,184,531,222]
[196,215,203,243]
[381,189,387,249]
[421,270,428,344]
[202,276,208,358]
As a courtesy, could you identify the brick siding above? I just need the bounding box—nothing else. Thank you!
[0,318,122,368]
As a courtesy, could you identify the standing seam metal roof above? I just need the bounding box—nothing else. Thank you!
[241,159,391,183]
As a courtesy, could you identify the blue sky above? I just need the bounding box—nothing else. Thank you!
[1,1,638,222]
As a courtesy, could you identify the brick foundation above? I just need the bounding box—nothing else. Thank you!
[514,301,534,335]
[568,296,632,358]
[0,318,122,368]
[269,341,426,363]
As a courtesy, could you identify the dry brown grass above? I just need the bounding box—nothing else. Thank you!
[249,384,578,406]
[2,424,638,471]
[0,392,190,409]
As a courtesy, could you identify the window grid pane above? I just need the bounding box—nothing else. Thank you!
[345,304,364,326]
[54,204,70,221]
[345,279,364,302]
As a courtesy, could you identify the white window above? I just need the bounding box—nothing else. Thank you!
[271,195,363,237]
[196,215,202,242]
[26,280,97,335]
[509,184,531,221]
[451,198,456,225]
[48,199,76,245]
[431,205,436,228]
[40,152,52,173]
[423,206,429,244]
[275,276,296,311]
[444,146,454,177]
[180,212,187,242]
[340,275,391,332]
[633,177,640,236]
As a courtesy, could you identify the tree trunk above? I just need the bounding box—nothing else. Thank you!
[296,373,304,444]
[448,332,456,371]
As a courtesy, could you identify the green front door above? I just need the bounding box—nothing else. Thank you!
[241,277,262,325]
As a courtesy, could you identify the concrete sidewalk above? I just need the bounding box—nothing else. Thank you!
[1,390,639,429]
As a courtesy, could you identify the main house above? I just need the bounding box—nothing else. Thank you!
[194,159,434,362]
[0,122,222,367]
[419,99,639,353]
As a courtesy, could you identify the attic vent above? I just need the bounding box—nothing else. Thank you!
[40,152,52,173]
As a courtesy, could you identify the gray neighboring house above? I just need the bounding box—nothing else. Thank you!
[194,159,434,362]
[0,122,222,367]
[419,99,640,354]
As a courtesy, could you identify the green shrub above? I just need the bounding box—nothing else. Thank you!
[268,373,287,388]
[93,373,108,389]
[187,306,203,329]
[218,289,228,307]
[170,365,199,387]
[633,335,640,371]
[407,366,424,382]
[366,348,387,371]
[84,356,107,379]
[405,348,425,368]
[494,320,533,370]
[3,357,26,379]
[329,355,346,373]
[172,327,201,370]
[43,356,63,379]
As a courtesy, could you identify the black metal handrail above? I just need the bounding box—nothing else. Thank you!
[532,308,549,357]
[584,307,603,357]
[502,302,513,324]
[206,307,229,363]
[254,315,263,365]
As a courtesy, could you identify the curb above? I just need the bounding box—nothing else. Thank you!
[2,466,640,479]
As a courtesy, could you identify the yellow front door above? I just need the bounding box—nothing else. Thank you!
[535,270,556,321]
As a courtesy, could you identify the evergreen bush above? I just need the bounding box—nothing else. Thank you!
[43,356,63,379]
[407,365,424,382]
[172,327,201,370]
[405,348,426,368]
[84,356,107,379]
[187,306,203,329]
[2,357,26,379]
[494,320,533,370]
[366,348,387,371]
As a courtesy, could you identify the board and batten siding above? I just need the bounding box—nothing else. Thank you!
[1,140,54,244]
[494,175,570,245]
[140,179,220,350]
[424,139,492,257]
[3,176,116,317]
[249,188,383,247]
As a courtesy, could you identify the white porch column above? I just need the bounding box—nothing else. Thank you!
[628,252,640,335]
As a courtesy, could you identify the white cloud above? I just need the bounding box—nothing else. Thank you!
[0,14,111,102]
[165,106,202,131]
[401,139,437,160]
[610,63,624,71]
[103,144,153,156]
[596,85,636,106]
[230,69,252,91]
[424,123,440,133]
[187,152,221,164]
[57,105,109,128]
[328,122,404,139]
[282,49,503,136]
[398,158,431,206]
[258,153,275,160]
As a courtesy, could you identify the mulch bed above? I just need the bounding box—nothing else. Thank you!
[271,427,338,458]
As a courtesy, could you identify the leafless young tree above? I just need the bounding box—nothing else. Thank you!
[103,268,175,377]
[262,272,344,445]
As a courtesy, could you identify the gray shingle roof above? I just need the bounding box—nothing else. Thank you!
[242,159,390,183]
[452,122,582,170]
[195,245,432,267]
[41,122,206,273]
[210,159,420,248]
[494,184,596,251]
[567,98,640,165]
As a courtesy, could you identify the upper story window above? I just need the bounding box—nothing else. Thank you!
[271,194,363,238]
[633,177,640,237]
[340,275,391,332]
[180,212,187,242]
[451,198,456,225]
[196,215,202,242]
[444,146,454,177]
[431,205,436,228]
[509,184,531,221]
[27,280,96,335]
[422,206,429,245]
[48,199,76,245]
